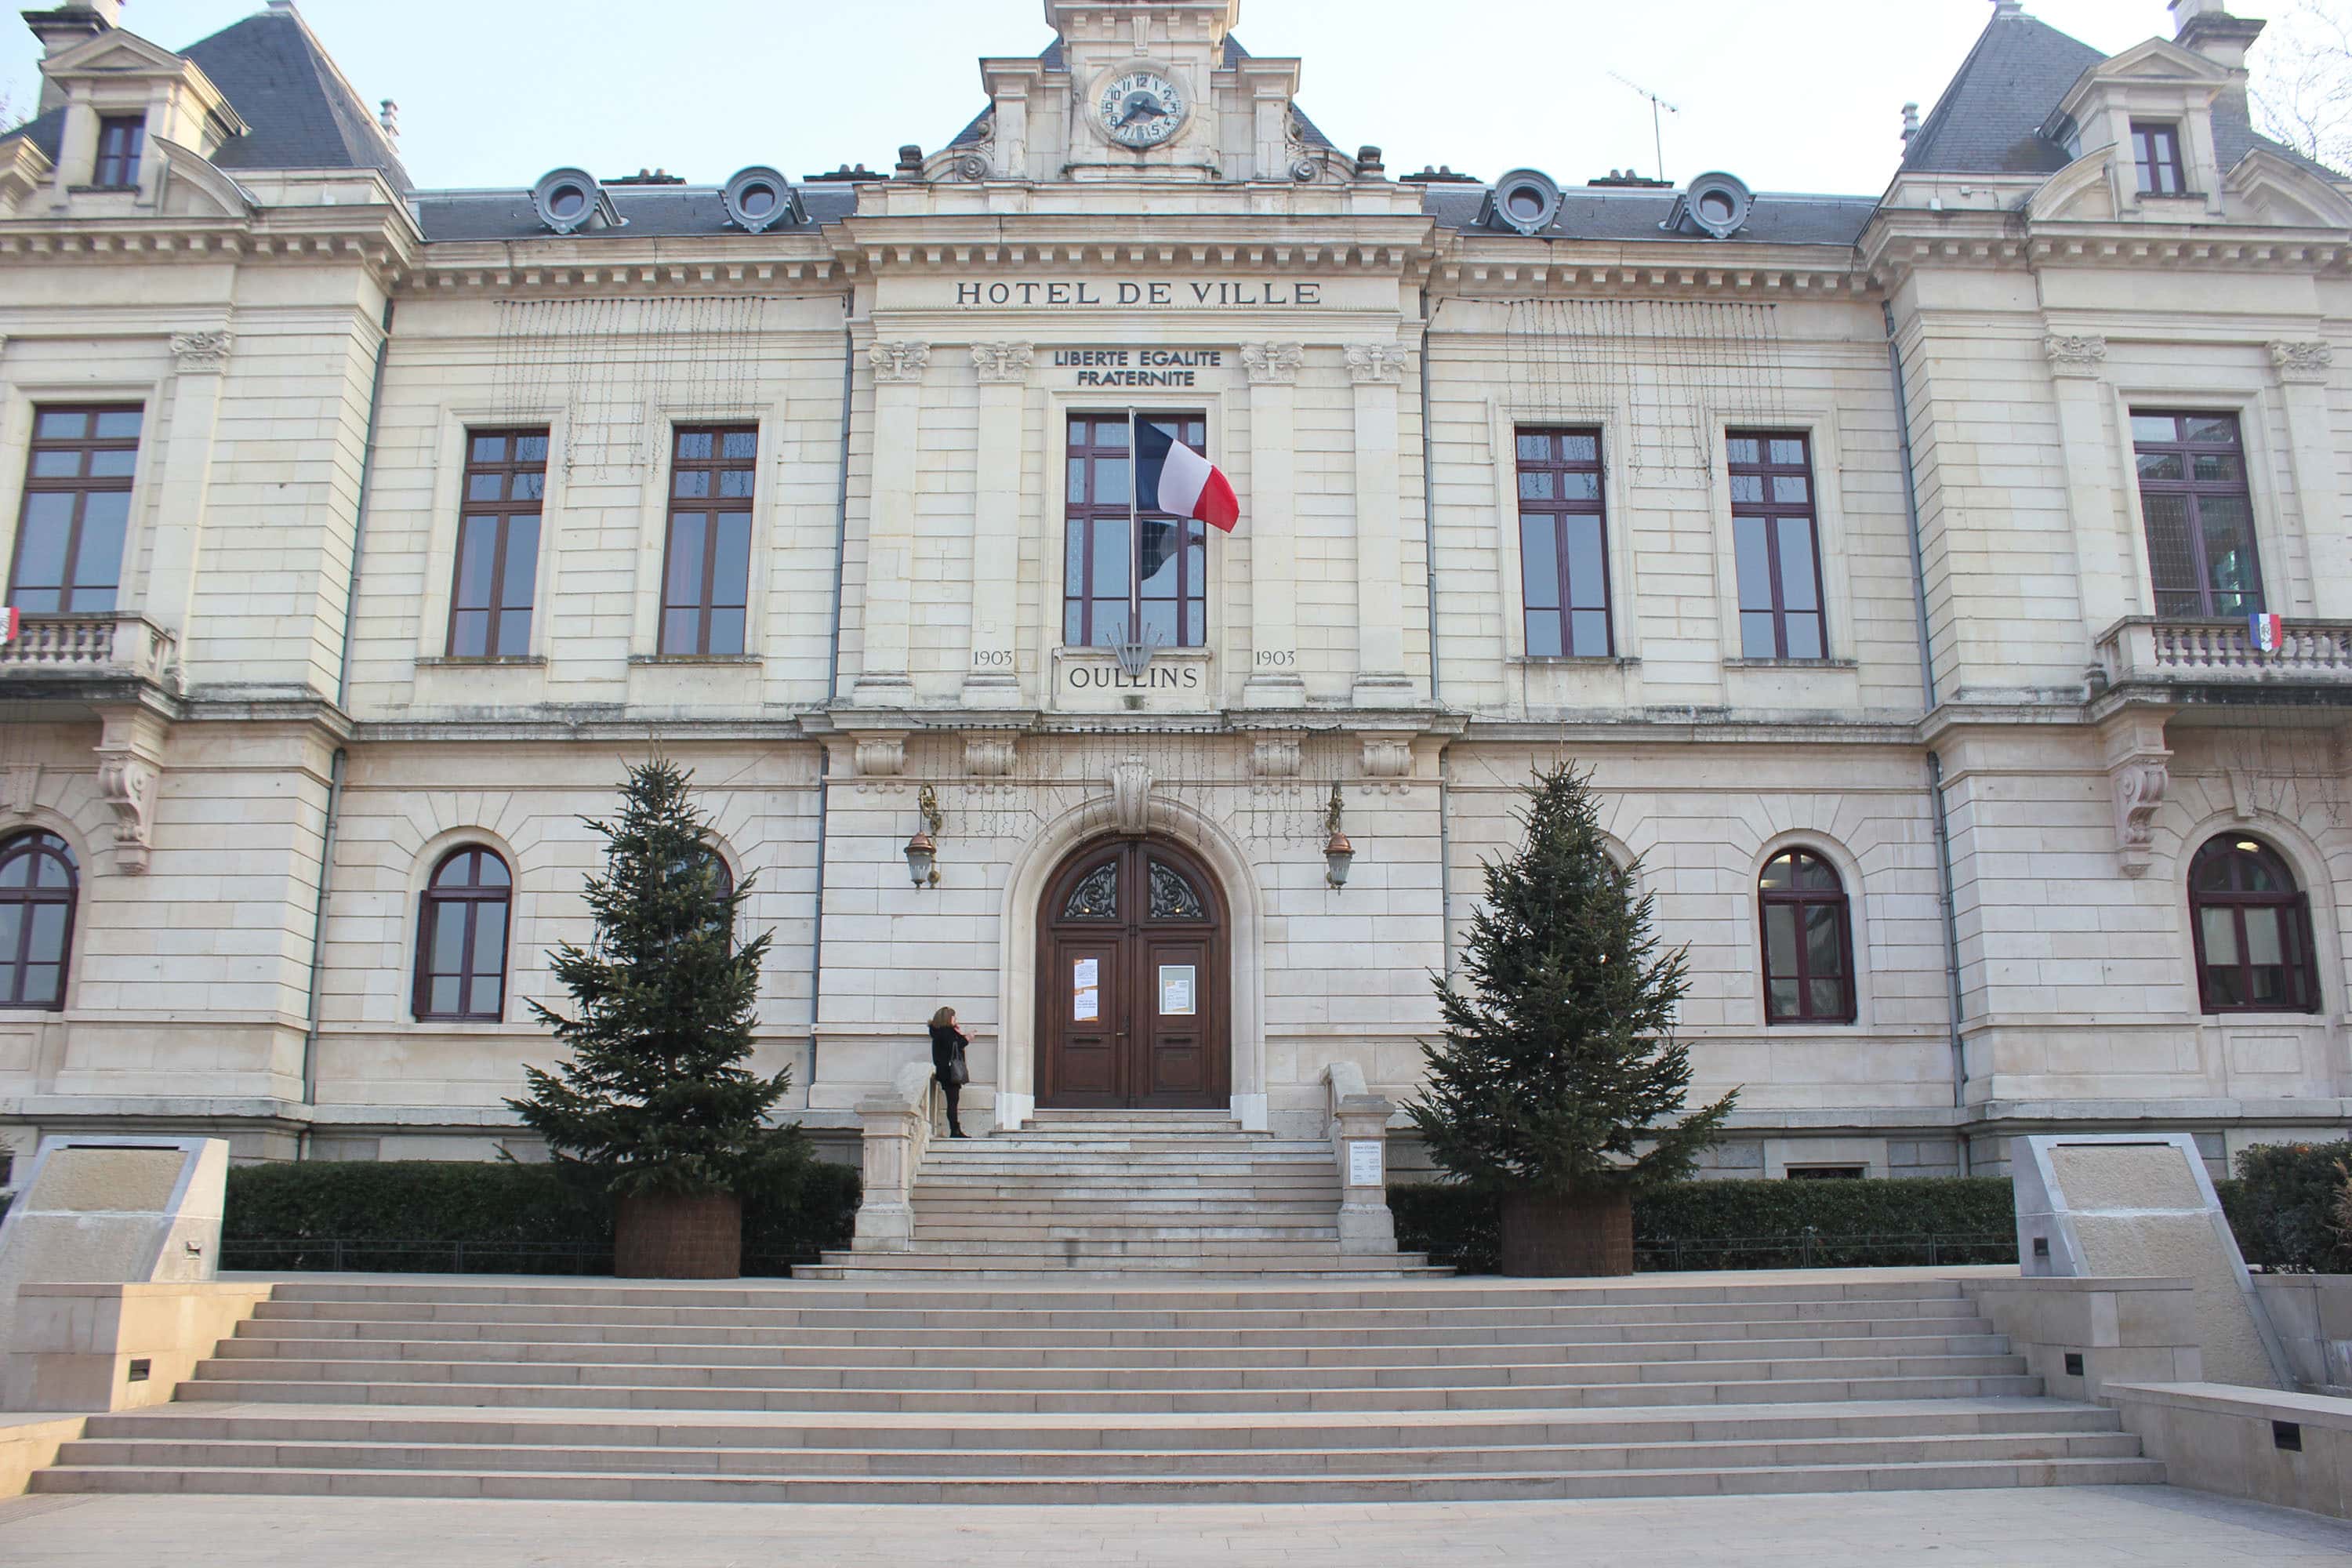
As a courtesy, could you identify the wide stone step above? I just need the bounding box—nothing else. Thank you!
[234,1312,1999,1349]
[32,1453,2164,1504]
[210,1332,2014,1370]
[897,1232,1349,1250]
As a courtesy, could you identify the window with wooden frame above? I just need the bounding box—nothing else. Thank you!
[2189,836,2321,1014]
[1513,427,1612,658]
[659,426,757,655]
[1728,431,1828,659]
[93,115,143,188]
[2132,412,2262,618]
[1759,848,1856,1025]
[2131,122,2186,195]
[0,831,76,1011]
[447,430,548,657]
[1063,412,1209,650]
[413,846,510,1022]
[9,405,141,615]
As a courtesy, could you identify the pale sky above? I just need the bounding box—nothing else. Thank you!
[0,1,2304,198]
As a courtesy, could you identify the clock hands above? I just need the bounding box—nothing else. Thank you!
[1115,93,1169,129]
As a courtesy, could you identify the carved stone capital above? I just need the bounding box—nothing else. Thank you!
[171,330,233,372]
[853,737,906,777]
[2043,333,2107,379]
[869,341,931,383]
[1344,343,1408,385]
[1361,735,1415,779]
[2101,713,2172,879]
[963,733,1018,777]
[1107,758,1152,835]
[2270,339,2334,384]
[971,342,1034,384]
[1241,342,1304,386]
[1250,732,1302,779]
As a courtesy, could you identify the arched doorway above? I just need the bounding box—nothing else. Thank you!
[1037,836,1230,1109]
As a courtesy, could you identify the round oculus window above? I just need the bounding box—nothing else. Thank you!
[548,185,587,220]
[739,183,777,217]
[1699,190,1736,223]
[1508,187,1547,220]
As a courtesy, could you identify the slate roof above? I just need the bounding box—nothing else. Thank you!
[1421,183,1878,248]
[0,4,412,193]
[412,182,858,244]
[1901,8,2103,176]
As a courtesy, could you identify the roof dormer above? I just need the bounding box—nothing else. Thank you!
[28,7,247,214]
[2043,35,2234,220]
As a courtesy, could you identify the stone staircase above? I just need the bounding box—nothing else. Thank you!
[804,1108,1439,1279]
[28,1272,2165,1503]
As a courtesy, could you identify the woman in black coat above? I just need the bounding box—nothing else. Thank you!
[928,1006,970,1138]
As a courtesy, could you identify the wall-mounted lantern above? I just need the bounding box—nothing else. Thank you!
[904,784,943,889]
[1323,781,1355,890]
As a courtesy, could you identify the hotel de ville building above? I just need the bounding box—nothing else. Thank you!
[0,0,2345,1189]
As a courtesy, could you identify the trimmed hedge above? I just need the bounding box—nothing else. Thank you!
[2227,1141,2352,1274]
[220,1158,861,1276]
[1392,1177,2020,1275]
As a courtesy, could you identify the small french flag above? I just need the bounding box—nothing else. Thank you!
[2250,612,2285,654]
[1136,418,1240,534]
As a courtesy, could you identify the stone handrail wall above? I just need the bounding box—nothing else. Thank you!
[2098,616,2352,682]
[849,1058,938,1253]
[0,614,176,685]
[1322,1060,1397,1255]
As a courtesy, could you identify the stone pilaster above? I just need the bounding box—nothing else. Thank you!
[2042,333,2132,633]
[853,341,929,705]
[141,331,236,641]
[1345,342,1412,705]
[964,343,1033,706]
[2268,341,2348,618]
[1240,343,1304,707]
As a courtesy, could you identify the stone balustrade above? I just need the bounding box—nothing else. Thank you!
[0,613,177,688]
[2096,616,2352,688]
[1323,1059,1398,1255]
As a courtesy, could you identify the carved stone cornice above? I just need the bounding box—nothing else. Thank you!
[1241,342,1304,386]
[2270,339,2334,384]
[1344,343,1408,386]
[971,341,1034,384]
[2043,333,2107,379]
[869,340,931,383]
[170,330,232,372]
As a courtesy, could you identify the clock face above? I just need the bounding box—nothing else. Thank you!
[1099,71,1185,149]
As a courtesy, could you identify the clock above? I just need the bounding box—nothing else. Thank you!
[1098,71,1185,150]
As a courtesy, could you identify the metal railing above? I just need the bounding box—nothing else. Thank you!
[219,1237,809,1277]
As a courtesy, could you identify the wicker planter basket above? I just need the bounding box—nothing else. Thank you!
[614,1191,743,1279]
[1499,1187,1635,1277]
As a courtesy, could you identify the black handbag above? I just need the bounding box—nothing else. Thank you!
[943,1042,970,1087]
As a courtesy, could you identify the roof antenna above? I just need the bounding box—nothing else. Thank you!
[1606,71,1682,183]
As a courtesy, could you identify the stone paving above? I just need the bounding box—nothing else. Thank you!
[2,1486,2349,1566]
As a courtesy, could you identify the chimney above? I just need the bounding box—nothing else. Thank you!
[1990,1,2024,17]
[21,1,122,56]
[377,100,398,143]
[1901,102,1921,145]
[2170,0,2267,71]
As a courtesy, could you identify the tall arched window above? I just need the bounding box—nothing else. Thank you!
[2190,836,2321,1014]
[1759,848,1855,1025]
[414,846,510,1021]
[0,831,76,1011]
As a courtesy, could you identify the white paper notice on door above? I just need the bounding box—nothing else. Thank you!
[1158,964,1196,1016]
[1073,957,1099,1022]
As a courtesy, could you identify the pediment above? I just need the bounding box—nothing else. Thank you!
[2223,147,2352,228]
[151,136,256,220]
[45,28,188,78]
[2085,38,2233,86]
[2025,149,2119,224]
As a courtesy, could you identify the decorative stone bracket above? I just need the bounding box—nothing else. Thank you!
[1323,1060,1398,1255]
[1106,757,1152,833]
[850,1060,937,1253]
[2100,711,2172,879]
[94,710,168,874]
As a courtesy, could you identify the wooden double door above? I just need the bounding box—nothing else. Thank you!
[1038,837,1229,1109]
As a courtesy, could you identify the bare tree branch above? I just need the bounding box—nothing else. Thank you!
[2252,0,2352,173]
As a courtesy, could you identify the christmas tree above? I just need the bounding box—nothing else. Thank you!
[509,758,805,1201]
[1407,762,1737,1193]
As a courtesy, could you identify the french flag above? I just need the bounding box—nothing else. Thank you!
[2250,612,2285,654]
[1137,419,1240,533]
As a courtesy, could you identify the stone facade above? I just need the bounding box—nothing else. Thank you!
[0,0,2346,1181]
